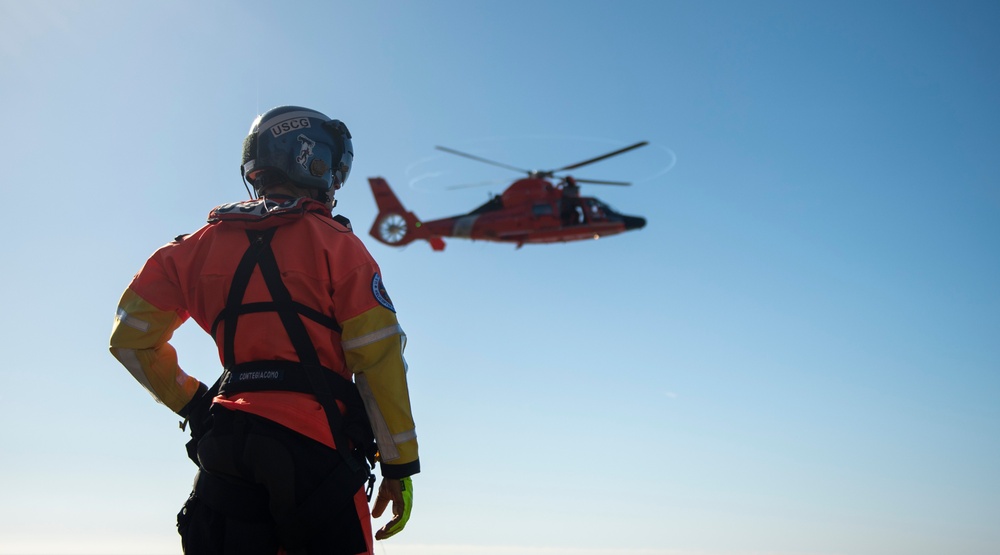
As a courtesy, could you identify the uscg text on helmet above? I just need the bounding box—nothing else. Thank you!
[270,118,312,137]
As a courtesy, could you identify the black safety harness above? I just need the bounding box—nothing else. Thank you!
[202,227,376,485]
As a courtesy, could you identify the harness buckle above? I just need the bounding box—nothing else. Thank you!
[366,472,376,502]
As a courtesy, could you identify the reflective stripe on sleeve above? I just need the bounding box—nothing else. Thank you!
[116,308,150,332]
[354,373,400,462]
[341,324,404,351]
[392,429,417,444]
[113,348,163,405]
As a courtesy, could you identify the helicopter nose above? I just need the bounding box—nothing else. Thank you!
[624,215,646,230]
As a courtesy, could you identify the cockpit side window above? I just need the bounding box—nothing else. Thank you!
[532,203,554,216]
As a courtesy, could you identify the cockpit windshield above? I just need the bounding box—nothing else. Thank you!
[591,199,617,214]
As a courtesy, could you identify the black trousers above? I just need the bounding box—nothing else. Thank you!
[177,409,370,555]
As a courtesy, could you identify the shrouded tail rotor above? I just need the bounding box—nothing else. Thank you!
[376,213,409,244]
[368,177,445,251]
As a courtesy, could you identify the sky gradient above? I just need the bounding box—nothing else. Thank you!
[1,1,998,554]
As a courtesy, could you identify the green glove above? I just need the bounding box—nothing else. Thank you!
[371,477,412,540]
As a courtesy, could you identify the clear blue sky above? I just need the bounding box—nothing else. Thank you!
[1,1,998,554]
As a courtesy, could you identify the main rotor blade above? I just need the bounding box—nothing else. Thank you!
[572,178,632,186]
[556,141,649,172]
[435,146,529,174]
[445,178,513,190]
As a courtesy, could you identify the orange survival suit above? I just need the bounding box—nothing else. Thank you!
[110,195,419,553]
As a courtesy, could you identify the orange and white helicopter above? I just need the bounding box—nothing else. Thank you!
[368,142,648,251]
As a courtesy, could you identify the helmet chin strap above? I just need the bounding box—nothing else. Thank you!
[325,192,338,209]
[242,174,258,200]
[313,188,337,210]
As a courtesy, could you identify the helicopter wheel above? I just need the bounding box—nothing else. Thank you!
[377,213,408,244]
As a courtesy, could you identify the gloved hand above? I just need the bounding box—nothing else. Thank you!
[178,382,212,465]
[371,476,412,540]
[180,382,212,438]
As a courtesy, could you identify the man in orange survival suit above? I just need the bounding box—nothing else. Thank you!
[110,106,418,555]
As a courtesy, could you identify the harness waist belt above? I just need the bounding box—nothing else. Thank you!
[219,360,354,398]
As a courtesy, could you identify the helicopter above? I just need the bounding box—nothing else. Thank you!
[367,141,649,251]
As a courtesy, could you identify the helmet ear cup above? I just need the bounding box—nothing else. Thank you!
[329,121,353,189]
[323,119,352,140]
[241,132,259,181]
[321,119,353,188]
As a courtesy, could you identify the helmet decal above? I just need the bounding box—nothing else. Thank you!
[310,158,329,177]
[296,134,316,168]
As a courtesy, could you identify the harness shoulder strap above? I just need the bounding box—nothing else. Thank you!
[211,228,373,473]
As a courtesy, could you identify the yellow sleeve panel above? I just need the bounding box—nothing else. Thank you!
[110,288,202,414]
[342,306,418,467]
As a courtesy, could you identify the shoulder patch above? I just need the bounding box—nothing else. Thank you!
[173,233,191,243]
[371,273,395,313]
